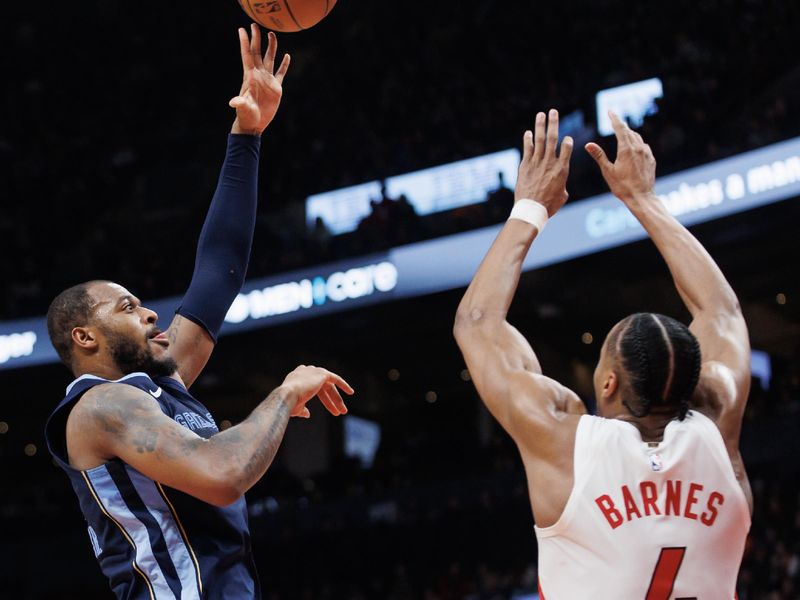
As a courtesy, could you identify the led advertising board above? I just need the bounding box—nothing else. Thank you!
[2,136,798,370]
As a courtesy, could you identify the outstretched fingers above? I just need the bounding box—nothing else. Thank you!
[324,383,349,415]
[261,30,290,83]
[585,142,612,173]
[532,112,546,162]
[265,31,277,73]
[312,369,354,417]
[559,135,574,164]
[313,381,349,416]
[325,370,355,396]
[609,111,653,159]
[238,27,254,71]
[609,111,634,148]
[275,53,291,84]
[545,109,559,157]
[530,110,564,162]
[585,111,630,174]
[521,130,534,163]
[317,386,342,416]
[250,23,263,68]
[629,129,654,160]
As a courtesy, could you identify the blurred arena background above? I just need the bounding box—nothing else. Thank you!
[1,1,799,598]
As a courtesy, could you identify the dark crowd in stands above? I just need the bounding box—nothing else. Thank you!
[1,0,799,319]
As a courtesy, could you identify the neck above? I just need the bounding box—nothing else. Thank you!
[615,414,673,442]
[71,358,126,382]
[605,403,681,442]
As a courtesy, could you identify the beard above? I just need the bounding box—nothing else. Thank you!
[104,329,178,379]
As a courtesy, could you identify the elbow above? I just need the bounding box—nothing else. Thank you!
[453,313,468,342]
[453,315,475,347]
[203,466,247,507]
[453,307,493,342]
[213,493,243,508]
[207,483,244,507]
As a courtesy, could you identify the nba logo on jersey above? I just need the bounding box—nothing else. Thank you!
[649,453,663,472]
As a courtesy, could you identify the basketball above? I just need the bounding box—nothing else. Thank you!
[237,0,337,32]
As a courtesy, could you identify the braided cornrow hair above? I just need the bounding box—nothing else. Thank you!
[616,313,702,420]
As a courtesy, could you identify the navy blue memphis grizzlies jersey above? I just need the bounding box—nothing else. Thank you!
[45,372,260,599]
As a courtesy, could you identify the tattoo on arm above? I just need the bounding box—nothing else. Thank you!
[84,383,292,497]
[132,429,159,454]
[166,313,207,349]
[86,385,174,456]
[166,314,183,344]
[239,390,291,483]
[165,313,216,387]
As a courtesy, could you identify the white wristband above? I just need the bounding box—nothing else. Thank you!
[509,199,548,233]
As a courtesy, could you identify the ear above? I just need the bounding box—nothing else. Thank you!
[601,370,619,399]
[71,326,99,352]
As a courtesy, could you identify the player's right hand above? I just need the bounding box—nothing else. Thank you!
[230,24,291,136]
[585,111,657,205]
[514,109,574,217]
[281,365,354,419]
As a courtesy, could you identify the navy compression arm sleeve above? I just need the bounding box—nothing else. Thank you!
[176,134,261,341]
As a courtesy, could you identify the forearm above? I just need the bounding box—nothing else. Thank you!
[177,133,261,340]
[204,385,293,498]
[455,220,538,327]
[629,194,740,317]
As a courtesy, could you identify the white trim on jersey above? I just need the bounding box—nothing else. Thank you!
[87,467,177,600]
[66,371,151,395]
[126,466,202,600]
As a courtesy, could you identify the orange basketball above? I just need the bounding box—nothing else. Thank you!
[237,0,338,32]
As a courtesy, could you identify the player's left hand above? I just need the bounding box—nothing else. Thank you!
[585,111,657,207]
[281,365,354,419]
[230,24,291,136]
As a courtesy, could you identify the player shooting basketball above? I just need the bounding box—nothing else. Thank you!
[43,25,353,599]
[454,109,752,598]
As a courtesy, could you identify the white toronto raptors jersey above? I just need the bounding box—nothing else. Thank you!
[534,411,750,599]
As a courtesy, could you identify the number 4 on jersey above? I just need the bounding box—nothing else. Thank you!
[646,547,697,600]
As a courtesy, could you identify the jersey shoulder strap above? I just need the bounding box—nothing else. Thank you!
[45,372,161,468]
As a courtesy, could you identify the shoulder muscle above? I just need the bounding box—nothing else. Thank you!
[508,372,586,446]
[67,383,167,467]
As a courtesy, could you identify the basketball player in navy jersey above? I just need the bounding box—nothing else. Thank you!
[454,111,751,597]
[44,26,353,599]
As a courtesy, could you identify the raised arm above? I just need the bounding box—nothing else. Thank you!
[67,366,352,506]
[454,110,585,451]
[167,25,291,387]
[585,113,751,444]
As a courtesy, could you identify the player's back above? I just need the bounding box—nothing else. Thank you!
[534,411,750,599]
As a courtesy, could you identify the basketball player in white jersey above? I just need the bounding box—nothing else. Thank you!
[454,109,752,598]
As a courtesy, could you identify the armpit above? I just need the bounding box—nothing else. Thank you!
[690,362,737,419]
